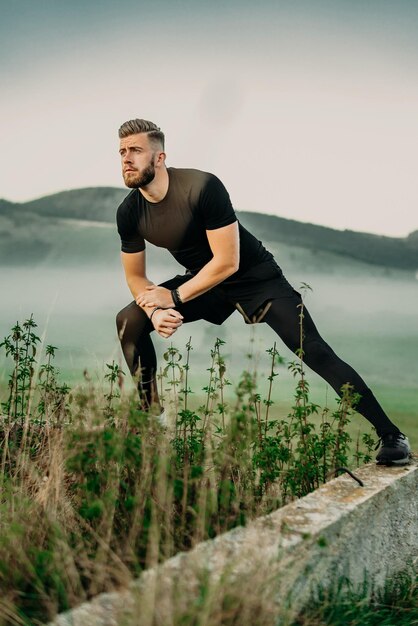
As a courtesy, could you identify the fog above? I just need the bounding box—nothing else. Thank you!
[1,265,417,397]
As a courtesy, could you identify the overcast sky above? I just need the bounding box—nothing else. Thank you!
[1,0,418,237]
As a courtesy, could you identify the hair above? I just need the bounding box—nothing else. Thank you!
[118,119,165,150]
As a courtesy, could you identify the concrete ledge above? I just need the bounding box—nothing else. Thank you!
[48,461,418,626]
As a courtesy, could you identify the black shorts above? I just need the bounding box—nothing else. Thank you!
[160,261,301,326]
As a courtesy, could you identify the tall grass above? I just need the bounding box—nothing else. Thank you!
[293,571,418,626]
[0,312,388,625]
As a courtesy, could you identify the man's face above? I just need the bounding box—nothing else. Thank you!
[119,133,159,188]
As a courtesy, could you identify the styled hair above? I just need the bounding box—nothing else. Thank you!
[118,119,165,149]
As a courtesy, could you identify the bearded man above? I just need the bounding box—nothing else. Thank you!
[115,118,411,466]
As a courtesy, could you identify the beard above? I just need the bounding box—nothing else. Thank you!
[124,160,156,188]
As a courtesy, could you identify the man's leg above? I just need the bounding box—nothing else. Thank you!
[263,294,401,437]
[116,276,235,411]
[116,302,158,409]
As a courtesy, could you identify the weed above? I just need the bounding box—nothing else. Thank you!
[0,313,381,625]
[293,571,418,626]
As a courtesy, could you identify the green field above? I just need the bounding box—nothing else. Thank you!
[1,263,417,450]
[0,260,417,626]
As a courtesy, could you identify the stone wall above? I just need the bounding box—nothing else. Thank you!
[48,461,418,626]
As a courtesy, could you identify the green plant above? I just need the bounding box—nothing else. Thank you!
[0,315,380,625]
[293,571,418,626]
[103,360,125,425]
[0,315,40,425]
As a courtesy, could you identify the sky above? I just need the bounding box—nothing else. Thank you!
[1,0,418,237]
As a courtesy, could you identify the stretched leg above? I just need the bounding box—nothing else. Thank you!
[116,301,159,409]
[264,294,400,437]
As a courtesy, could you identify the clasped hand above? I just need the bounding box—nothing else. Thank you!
[136,285,183,338]
[136,285,174,309]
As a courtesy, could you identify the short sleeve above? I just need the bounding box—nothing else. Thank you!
[116,195,145,253]
[199,175,237,230]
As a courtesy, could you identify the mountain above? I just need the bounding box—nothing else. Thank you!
[0,187,417,271]
[21,188,126,223]
[238,211,418,270]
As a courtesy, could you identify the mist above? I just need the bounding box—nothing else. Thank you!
[1,263,417,395]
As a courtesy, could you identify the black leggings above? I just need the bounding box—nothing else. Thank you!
[116,294,400,437]
[263,298,399,436]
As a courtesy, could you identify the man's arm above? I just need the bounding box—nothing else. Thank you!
[121,250,153,307]
[136,222,240,308]
[178,221,239,301]
[121,251,183,338]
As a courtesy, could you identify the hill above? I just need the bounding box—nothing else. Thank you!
[239,211,418,271]
[0,188,417,271]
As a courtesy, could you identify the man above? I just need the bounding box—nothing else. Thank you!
[115,118,411,466]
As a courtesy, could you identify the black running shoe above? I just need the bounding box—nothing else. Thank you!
[375,432,412,465]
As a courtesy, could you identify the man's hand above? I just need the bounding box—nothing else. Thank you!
[151,308,183,338]
[136,285,174,309]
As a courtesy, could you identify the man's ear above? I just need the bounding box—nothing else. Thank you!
[155,151,166,167]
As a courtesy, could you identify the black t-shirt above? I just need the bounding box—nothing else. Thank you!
[116,167,273,282]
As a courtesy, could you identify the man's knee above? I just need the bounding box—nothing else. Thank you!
[303,338,334,367]
[116,302,148,342]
